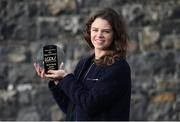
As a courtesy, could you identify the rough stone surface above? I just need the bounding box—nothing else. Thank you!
[0,0,180,121]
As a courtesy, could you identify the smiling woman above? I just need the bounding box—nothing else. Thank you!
[34,7,131,121]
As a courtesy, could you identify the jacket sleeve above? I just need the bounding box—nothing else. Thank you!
[58,60,131,115]
[48,58,85,114]
[48,80,69,113]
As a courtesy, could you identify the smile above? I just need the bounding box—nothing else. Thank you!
[95,39,105,43]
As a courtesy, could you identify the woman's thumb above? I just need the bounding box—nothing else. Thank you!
[59,62,64,69]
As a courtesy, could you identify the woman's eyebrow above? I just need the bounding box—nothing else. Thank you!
[91,27,112,30]
[91,27,98,29]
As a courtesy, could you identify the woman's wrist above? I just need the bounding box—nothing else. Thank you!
[52,72,69,86]
[63,72,68,78]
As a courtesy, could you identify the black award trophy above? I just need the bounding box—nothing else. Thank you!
[43,45,58,74]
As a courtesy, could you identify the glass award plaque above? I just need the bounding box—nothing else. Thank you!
[43,45,58,73]
[34,44,65,74]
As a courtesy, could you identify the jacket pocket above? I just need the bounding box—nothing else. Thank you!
[84,78,99,90]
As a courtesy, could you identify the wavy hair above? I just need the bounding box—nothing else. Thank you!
[83,8,129,66]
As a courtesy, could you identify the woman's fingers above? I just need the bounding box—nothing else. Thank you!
[40,68,45,79]
[33,63,38,71]
[34,63,45,79]
[34,63,40,75]
[45,69,65,80]
[45,73,55,79]
[34,62,66,80]
[45,71,58,79]
[59,62,64,69]
[46,69,56,74]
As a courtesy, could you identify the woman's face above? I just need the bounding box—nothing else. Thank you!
[90,18,113,51]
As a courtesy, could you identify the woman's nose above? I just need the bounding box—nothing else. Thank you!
[97,31,103,38]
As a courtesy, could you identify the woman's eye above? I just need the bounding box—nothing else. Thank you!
[103,30,112,33]
[104,30,110,33]
[92,29,98,32]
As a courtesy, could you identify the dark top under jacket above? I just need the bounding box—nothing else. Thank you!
[48,55,131,121]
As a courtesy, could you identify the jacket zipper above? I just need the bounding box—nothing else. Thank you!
[82,62,94,82]
[77,59,86,80]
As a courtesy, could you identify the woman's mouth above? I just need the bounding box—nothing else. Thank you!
[95,39,105,44]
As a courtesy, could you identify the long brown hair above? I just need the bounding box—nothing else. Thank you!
[83,8,129,66]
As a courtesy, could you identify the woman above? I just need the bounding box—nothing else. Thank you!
[34,7,131,121]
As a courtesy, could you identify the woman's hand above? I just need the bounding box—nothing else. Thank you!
[45,62,67,85]
[33,63,46,80]
[45,62,66,78]
[34,62,67,85]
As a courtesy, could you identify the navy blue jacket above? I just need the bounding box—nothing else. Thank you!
[48,55,131,121]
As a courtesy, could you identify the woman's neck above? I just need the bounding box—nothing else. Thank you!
[94,49,113,59]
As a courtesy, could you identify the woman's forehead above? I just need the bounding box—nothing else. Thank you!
[91,18,112,29]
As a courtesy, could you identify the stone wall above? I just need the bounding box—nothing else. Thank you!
[0,0,180,120]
